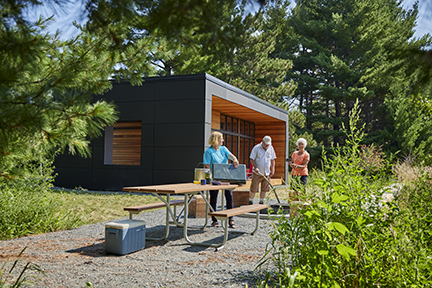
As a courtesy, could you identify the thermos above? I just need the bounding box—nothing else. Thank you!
[205,171,211,183]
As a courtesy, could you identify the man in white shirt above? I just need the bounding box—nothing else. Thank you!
[249,136,276,204]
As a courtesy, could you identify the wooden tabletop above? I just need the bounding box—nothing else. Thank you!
[123,183,239,194]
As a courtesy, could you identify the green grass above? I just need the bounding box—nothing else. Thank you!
[50,188,162,224]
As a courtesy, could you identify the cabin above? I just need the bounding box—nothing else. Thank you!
[54,73,289,190]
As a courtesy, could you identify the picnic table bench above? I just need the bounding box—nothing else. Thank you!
[124,199,185,219]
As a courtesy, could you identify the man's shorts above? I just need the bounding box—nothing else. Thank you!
[250,173,271,193]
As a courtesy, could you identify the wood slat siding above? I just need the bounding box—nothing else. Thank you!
[256,122,286,179]
[212,110,221,130]
[212,96,277,122]
[112,122,142,166]
[113,122,142,128]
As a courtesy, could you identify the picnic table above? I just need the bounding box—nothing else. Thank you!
[122,183,268,250]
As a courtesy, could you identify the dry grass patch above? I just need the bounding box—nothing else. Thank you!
[393,162,432,183]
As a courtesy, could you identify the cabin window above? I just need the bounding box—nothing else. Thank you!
[214,114,255,167]
[104,121,142,166]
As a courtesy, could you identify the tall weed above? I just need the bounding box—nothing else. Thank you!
[393,161,432,183]
[257,101,431,287]
[0,247,43,287]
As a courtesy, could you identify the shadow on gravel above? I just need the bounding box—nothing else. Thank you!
[65,223,250,258]
[64,225,220,256]
[66,242,106,257]
[232,270,258,287]
[180,231,245,253]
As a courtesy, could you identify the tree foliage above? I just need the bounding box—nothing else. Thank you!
[138,0,297,104]
[270,0,431,149]
[0,0,271,179]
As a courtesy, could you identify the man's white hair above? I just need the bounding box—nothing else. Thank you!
[296,138,307,148]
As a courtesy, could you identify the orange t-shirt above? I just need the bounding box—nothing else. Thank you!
[291,150,310,176]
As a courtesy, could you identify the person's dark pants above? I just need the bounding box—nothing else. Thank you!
[210,189,234,222]
[299,175,308,186]
[292,175,308,186]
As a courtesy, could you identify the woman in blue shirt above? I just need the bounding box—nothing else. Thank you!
[203,131,239,228]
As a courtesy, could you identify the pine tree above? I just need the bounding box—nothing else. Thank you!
[211,2,297,104]
[273,0,429,147]
[137,0,297,103]
[0,8,121,178]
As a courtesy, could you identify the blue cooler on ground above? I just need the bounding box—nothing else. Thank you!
[105,219,146,255]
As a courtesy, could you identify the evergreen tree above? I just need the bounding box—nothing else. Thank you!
[211,2,297,104]
[0,4,116,178]
[273,0,429,147]
[139,0,297,104]
[384,21,432,162]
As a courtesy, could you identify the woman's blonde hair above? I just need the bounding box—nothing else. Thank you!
[208,131,223,146]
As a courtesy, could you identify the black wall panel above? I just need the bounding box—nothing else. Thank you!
[153,147,202,171]
[156,80,204,100]
[154,100,204,124]
[91,146,105,168]
[54,168,93,189]
[55,152,92,168]
[91,168,153,190]
[153,170,195,185]
[92,134,104,148]
[154,123,204,147]
[100,82,156,102]
[139,149,155,170]
[140,124,155,146]
[115,102,155,123]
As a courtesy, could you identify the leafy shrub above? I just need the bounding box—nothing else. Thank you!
[0,159,81,240]
[257,101,432,287]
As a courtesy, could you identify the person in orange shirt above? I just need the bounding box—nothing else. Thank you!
[288,138,310,186]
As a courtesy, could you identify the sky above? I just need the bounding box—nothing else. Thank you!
[29,0,432,42]
[402,0,432,39]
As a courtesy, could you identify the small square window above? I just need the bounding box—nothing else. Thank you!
[104,121,142,166]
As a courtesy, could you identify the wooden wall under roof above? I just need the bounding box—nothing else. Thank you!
[255,122,286,180]
[211,96,287,180]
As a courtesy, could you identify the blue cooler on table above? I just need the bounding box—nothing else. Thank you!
[105,219,146,255]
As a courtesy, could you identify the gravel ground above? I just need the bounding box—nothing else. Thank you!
[0,198,280,288]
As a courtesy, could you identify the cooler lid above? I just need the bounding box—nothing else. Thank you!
[105,219,145,230]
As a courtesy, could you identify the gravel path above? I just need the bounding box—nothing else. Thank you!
[0,199,278,288]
